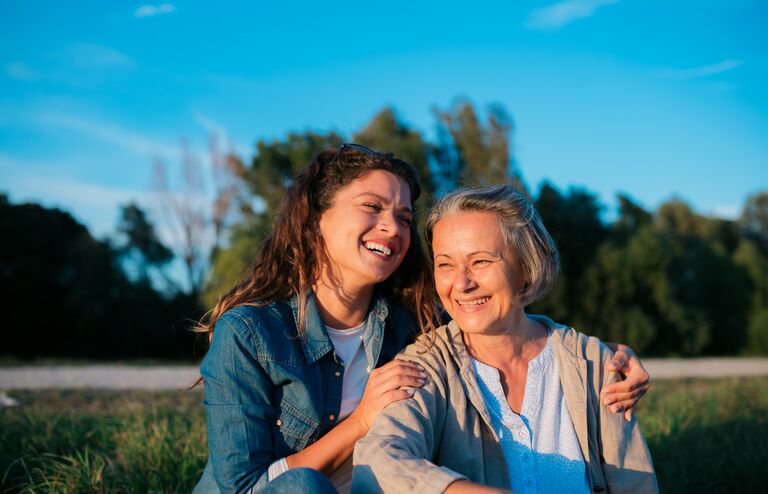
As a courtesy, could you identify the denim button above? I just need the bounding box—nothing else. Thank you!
[276,419,283,426]
[328,414,336,421]
[334,371,341,377]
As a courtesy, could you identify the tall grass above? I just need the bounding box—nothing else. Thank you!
[0,390,206,493]
[1,378,767,493]
[642,377,768,493]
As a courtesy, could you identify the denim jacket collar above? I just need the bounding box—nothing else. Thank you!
[290,290,390,366]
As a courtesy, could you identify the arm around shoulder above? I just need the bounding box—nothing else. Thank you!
[594,341,659,494]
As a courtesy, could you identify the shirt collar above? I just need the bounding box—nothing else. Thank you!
[290,290,390,365]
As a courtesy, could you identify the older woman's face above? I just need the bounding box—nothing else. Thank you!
[432,211,526,336]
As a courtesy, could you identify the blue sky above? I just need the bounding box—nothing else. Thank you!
[1,0,766,239]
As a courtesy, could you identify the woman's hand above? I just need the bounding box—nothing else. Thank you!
[350,359,427,433]
[602,343,651,421]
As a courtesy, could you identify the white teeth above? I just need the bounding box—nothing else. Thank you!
[364,242,392,256]
[457,297,490,306]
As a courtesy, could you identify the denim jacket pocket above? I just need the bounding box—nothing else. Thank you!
[274,399,319,453]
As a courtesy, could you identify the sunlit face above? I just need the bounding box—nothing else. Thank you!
[317,170,413,291]
[432,211,526,336]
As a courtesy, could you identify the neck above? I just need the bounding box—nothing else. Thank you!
[313,275,374,329]
[463,310,547,367]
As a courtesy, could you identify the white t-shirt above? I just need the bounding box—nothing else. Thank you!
[268,322,369,494]
[325,322,367,419]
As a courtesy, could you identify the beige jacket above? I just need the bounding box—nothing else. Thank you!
[352,316,658,494]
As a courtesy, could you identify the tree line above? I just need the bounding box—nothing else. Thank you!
[2,100,766,359]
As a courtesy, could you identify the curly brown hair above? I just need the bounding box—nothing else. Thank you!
[197,145,440,351]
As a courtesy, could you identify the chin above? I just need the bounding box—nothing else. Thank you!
[456,322,490,335]
[451,312,504,334]
[359,270,397,287]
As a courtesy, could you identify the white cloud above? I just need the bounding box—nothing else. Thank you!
[2,46,134,88]
[0,156,147,235]
[35,113,181,160]
[526,0,619,31]
[134,3,176,18]
[4,61,40,81]
[656,60,744,80]
[15,175,144,211]
[64,43,136,70]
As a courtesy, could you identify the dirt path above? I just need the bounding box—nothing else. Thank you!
[1,359,768,390]
[0,365,200,390]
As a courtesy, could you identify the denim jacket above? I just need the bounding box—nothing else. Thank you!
[196,290,417,494]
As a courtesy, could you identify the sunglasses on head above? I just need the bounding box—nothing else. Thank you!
[331,143,382,164]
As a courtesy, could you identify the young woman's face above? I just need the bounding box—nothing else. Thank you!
[431,211,526,336]
[317,170,413,291]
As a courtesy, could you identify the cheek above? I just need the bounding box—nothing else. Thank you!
[434,272,452,298]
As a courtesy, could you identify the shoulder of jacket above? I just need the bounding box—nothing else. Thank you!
[217,301,295,341]
[397,325,454,367]
[531,314,610,363]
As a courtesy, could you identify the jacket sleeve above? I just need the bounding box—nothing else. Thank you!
[201,312,275,494]
[593,341,659,494]
[351,348,468,494]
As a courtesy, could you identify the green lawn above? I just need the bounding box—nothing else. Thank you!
[1,377,767,493]
[1,390,206,493]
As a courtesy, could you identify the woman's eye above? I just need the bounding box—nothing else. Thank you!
[398,216,413,226]
[436,263,453,270]
[472,259,491,267]
[363,203,382,212]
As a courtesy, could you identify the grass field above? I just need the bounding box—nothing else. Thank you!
[1,377,767,493]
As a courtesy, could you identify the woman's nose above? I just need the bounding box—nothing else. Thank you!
[453,266,476,291]
[377,212,400,237]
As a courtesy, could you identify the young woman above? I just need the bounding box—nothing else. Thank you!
[193,145,650,494]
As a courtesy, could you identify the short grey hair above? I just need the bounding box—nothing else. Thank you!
[425,184,560,307]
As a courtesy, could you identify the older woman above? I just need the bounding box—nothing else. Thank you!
[352,185,658,494]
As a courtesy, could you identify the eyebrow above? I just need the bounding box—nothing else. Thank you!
[434,251,500,259]
[355,192,413,214]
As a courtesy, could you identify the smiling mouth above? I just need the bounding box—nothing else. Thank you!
[364,241,393,257]
[456,297,491,306]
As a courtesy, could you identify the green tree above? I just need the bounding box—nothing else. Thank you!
[116,202,174,285]
[353,108,436,237]
[152,136,242,298]
[578,227,667,353]
[614,194,652,242]
[432,99,526,194]
[740,191,768,253]
[203,131,343,307]
[531,183,607,323]
[353,107,434,197]
[734,238,768,354]
[579,199,751,355]
[656,200,751,354]
[0,196,200,359]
